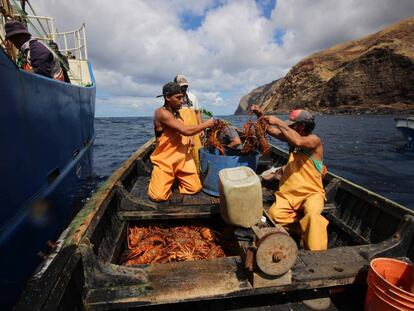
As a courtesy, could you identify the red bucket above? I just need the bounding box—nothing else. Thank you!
[365,258,414,311]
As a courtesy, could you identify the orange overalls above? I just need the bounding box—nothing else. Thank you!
[147,124,202,202]
[268,151,328,251]
[179,107,202,173]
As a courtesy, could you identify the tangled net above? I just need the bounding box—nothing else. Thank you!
[123,225,225,265]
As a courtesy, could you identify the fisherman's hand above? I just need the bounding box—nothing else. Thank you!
[204,118,215,128]
[251,105,263,117]
[186,137,194,153]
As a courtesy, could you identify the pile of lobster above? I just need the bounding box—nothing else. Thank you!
[240,116,269,155]
[123,225,225,265]
[204,117,269,155]
[204,119,228,155]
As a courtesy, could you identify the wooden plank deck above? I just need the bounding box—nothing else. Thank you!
[130,176,221,207]
[84,246,369,310]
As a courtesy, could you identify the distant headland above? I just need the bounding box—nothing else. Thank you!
[235,17,414,115]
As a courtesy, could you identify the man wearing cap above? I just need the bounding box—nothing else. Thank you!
[4,20,63,80]
[173,75,203,172]
[252,105,328,251]
[148,82,215,202]
[49,40,71,83]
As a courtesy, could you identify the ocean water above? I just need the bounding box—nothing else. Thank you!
[93,115,414,209]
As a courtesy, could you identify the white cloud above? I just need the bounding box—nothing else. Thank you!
[271,0,414,58]
[30,0,414,116]
[197,91,226,107]
[96,95,161,117]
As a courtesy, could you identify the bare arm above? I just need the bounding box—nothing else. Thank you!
[156,108,214,136]
[266,126,286,140]
[265,115,321,150]
[227,136,242,148]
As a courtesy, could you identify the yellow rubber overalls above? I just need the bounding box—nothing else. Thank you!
[147,123,202,202]
[179,107,202,173]
[268,150,328,250]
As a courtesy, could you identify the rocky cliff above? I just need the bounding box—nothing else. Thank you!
[235,17,414,114]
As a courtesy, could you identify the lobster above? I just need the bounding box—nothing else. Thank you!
[204,119,229,155]
[240,116,269,155]
[123,225,226,265]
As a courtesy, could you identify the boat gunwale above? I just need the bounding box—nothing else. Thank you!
[64,138,155,247]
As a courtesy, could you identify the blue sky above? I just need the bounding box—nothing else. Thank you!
[179,0,277,30]
[35,0,414,117]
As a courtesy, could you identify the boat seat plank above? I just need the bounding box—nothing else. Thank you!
[118,205,220,220]
[84,249,368,309]
[130,177,218,207]
[85,257,251,307]
[181,189,220,205]
[147,257,250,301]
[169,189,184,205]
[293,247,367,282]
[128,177,337,215]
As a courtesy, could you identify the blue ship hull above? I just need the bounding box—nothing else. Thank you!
[0,49,96,308]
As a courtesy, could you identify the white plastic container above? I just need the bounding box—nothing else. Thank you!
[219,166,263,228]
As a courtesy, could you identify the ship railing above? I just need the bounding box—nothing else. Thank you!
[18,14,91,86]
[0,1,92,86]
[19,15,88,61]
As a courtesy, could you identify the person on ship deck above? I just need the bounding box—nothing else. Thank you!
[252,105,328,251]
[147,82,215,202]
[4,20,64,81]
[48,40,71,83]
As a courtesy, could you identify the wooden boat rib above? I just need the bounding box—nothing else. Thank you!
[15,139,414,310]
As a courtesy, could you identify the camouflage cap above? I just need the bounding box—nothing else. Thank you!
[285,109,314,126]
[174,74,189,87]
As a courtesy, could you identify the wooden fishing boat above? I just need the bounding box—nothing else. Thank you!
[15,138,414,310]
